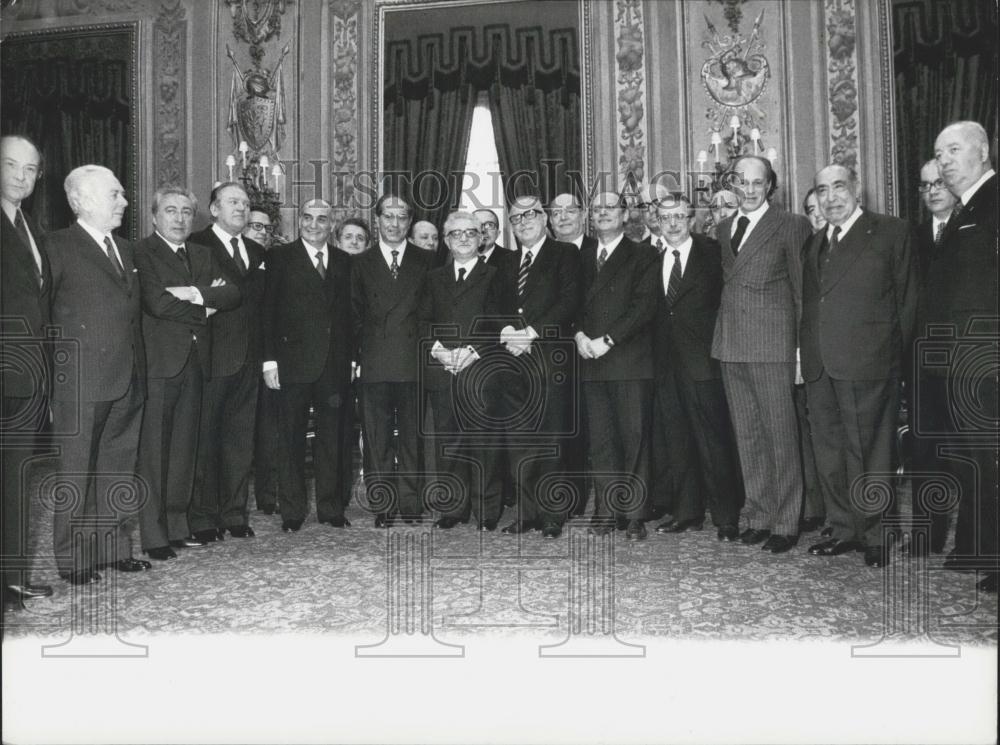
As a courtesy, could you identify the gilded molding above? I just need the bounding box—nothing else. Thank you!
[331,0,361,218]
[153,0,186,188]
[825,0,859,170]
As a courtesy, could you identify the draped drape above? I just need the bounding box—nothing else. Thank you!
[892,0,997,224]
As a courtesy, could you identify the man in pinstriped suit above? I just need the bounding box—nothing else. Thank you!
[712,155,812,554]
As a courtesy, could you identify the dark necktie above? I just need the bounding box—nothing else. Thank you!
[655,237,665,255]
[14,209,42,285]
[177,244,191,276]
[390,249,399,280]
[952,200,965,221]
[934,221,946,247]
[230,236,246,274]
[457,267,466,284]
[731,215,750,255]
[665,249,682,305]
[819,226,841,280]
[596,247,608,272]
[315,250,326,279]
[517,250,532,298]
[103,236,126,280]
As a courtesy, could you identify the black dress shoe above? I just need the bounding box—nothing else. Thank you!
[282,519,303,532]
[191,529,220,543]
[59,570,101,585]
[864,545,888,568]
[739,528,771,545]
[501,520,536,535]
[808,539,863,556]
[976,573,998,594]
[113,558,152,572]
[320,516,351,528]
[143,546,177,561]
[655,519,703,534]
[762,534,798,554]
[478,519,498,532]
[717,524,740,542]
[5,583,54,601]
[820,526,834,537]
[228,525,256,538]
[172,535,208,548]
[798,516,825,533]
[541,522,562,539]
[258,505,276,515]
[434,516,460,529]
[625,520,647,541]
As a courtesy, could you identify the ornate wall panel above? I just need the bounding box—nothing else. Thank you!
[153,0,187,188]
[330,0,362,220]
[614,0,648,191]
[824,0,860,171]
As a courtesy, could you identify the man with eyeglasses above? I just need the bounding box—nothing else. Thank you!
[351,194,435,526]
[262,199,354,532]
[634,182,670,252]
[494,196,581,537]
[474,208,508,265]
[800,164,917,569]
[419,211,510,530]
[243,209,276,249]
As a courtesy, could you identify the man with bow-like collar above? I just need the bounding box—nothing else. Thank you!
[800,164,917,569]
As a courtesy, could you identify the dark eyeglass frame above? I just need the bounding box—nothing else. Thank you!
[509,209,542,225]
[247,221,275,233]
[446,228,482,241]
[917,179,947,194]
[479,221,499,230]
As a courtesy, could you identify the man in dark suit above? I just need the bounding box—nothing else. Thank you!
[474,209,503,256]
[188,183,266,542]
[1,134,54,606]
[262,199,354,531]
[493,196,581,537]
[801,164,918,568]
[634,183,669,252]
[44,165,150,584]
[133,186,240,560]
[575,190,657,540]
[351,195,435,525]
[420,210,510,530]
[651,195,743,541]
[712,155,812,554]
[919,121,998,593]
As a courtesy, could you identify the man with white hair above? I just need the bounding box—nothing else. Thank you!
[43,164,150,584]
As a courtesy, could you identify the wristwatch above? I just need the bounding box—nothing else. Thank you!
[603,334,615,347]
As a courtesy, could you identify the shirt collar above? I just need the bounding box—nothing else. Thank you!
[303,239,328,255]
[597,232,625,255]
[568,234,585,249]
[738,200,770,223]
[155,231,185,252]
[665,236,693,257]
[78,218,114,248]
[522,236,545,256]
[454,255,478,279]
[212,223,241,245]
[827,206,863,240]
[960,168,996,207]
[1,197,19,223]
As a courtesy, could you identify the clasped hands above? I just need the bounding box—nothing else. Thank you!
[432,344,478,375]
[165,278,227,317]
[500,326,534,357]
[574,331,611,360]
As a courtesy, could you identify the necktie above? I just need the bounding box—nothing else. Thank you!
[390,249,399,280]
[596,247,608,272]
[457,267,466,284]
[517,250,532,298]
[819,226,840,281]
[952,200,965,221]
[731,215,750,255]
[655,237,665,255]
[665,249,682,305]
[230,236,247,274]
[14,209,42,285]
[934,221,946,247]
[177,245,191,276]
[315,250,326,279]
[103,236,125,280]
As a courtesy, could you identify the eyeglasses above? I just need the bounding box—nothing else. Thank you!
[658,213,691,224]
[918,179,947,193]
[509,209,541,225]
[549,207,582,217]
[446,228,481,241]
[247,222,274,233]
[479,221,498,230]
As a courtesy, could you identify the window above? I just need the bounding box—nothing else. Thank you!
[458,91,507,246]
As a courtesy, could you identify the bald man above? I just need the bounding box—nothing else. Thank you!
[410,220,439,252]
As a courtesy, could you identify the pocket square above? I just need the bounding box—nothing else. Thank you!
[958,224,976,230]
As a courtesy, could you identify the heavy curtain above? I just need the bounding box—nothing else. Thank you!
[892,0,997,224]
[1,26,136,237]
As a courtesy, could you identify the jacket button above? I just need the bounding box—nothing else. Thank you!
[517,308,524,314]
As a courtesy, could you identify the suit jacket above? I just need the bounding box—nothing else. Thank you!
[189,226,266,377]
[800,210,918,382]
[492,237,581,339]
[1,208,50,399]
[576,235,658,381]
[653,233,725,382]
[419,259,510,391]
[43,222,146,402]
[263,239,353,386]
[711,206,811,363]
[351,241,435,382]
[133,233,241,379]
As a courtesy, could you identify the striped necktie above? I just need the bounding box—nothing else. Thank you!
[517,250,532,298]
[665,249,682,305]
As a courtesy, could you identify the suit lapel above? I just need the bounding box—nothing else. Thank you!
[521,240,553,304]
[821,212,871,294]
[671,239,704,304]
[72,223,129,288]
[586,237,629,301]
[731,208,780,271]
[452,259,486,301]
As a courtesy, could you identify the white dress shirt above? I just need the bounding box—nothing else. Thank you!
[661,236,693,294]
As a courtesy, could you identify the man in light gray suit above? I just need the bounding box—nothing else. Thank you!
[712,155,812,554]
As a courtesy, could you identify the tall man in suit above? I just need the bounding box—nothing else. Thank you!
[1,134,54,605]
[652,195,743,541]
[712,155,812,554]
[133,186,240,560]
[575,191,658,540]
[496,196,581,536]
[420,211,510,530]
[45,165,150,584]
[801,165,917,568]
[921,121,998,593]
[263,199,354,531]
[188,183,266,541]
[351,195,435,525]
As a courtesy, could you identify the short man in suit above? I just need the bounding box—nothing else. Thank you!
[188,183,266,541]
[652,195,742,541]
[920,121,998,593]
[133,186,240,560]
[634,183,670,252]
[44,165,150,584]
[712,155,812,554]
[575,191,658,540]
[262,199,354,531]
[495,196,581,537]
[1,134,53,605]
[351,195,435,525]
[420,210,509,530]
[474,208,503,256]
[410,220,439,253]
[335,217,371,256]
[802,164,917,568]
